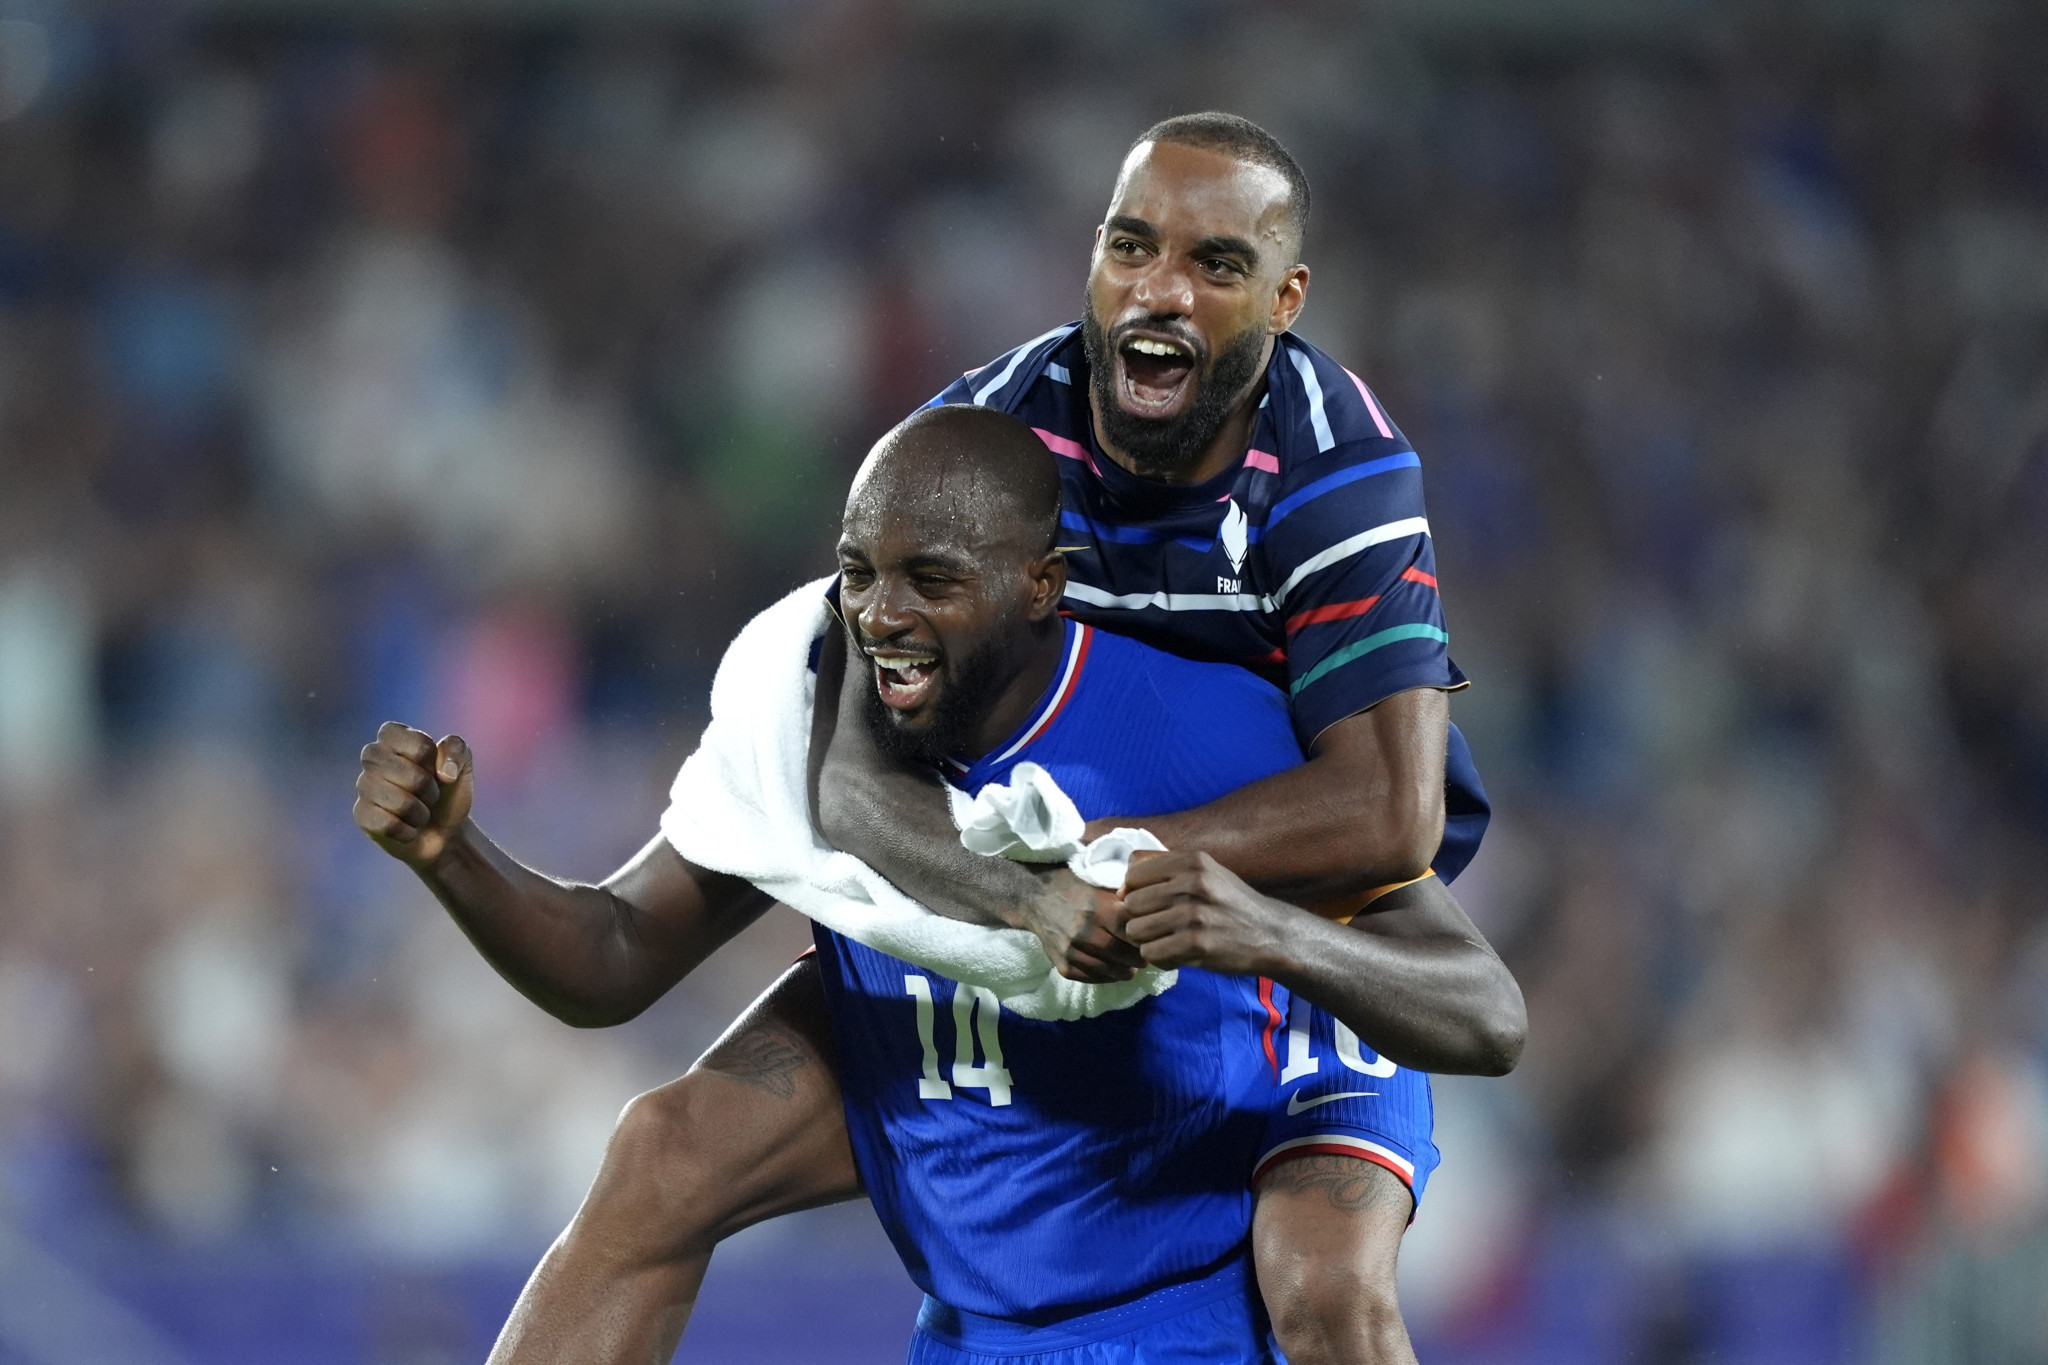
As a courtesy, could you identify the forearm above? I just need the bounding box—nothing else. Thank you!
[1258,896,1523,1076]
[1128,759,1438,902]
[819,758,1043,928]
[813,621,1043,930]
[1100,690,1451,903]
[418,824,722,1027]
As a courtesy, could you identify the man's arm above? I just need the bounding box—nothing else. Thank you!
[1087,689,1449,903]
[811,629,1145,984]
[355,722,771,1027]
[1119,853,1525,1076]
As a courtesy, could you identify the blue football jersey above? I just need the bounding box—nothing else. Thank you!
[925,324,1489,881]
[814,620,1439,1328]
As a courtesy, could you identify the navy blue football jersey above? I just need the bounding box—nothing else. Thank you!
[814,620,1439,1327]
[926,324,1488,880]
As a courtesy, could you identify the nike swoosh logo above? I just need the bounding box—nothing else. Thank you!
[1285,1089,1377,1115]
[1055,545,1093,554]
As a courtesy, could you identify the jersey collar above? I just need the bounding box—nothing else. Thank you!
[949,617,1093,782]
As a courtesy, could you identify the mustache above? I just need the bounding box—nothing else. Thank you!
[854,629,940,658]
[1108,314,1208,363]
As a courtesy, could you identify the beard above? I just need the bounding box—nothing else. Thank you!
[857,629,1015,769]
[1081,303,1269,480]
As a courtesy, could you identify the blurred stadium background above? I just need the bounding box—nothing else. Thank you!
[1,0,2045,1360]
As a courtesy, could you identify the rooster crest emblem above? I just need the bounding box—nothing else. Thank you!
[1218,499,1250,574]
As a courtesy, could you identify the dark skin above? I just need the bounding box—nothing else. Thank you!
[815,142,1449,1000]
[358,137,1526,1363]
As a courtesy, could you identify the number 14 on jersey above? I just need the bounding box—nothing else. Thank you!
[905,974,1013,1106]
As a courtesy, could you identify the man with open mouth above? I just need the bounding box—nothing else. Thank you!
[355,113,1505,1362]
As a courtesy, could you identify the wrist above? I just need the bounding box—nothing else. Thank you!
[1245,893,1333,982]
[413,819,478,881]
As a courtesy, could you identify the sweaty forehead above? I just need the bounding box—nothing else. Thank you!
[1111,141,1293,249]
[843,461,1000,557]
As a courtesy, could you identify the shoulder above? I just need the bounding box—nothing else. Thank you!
[1080,624,1287,712]
[1269,333,1408,454]
[929,322,1084,413]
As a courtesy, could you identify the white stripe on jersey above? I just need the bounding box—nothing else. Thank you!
[1273,517,1431,605]
[985,623,1088,765]
[1062,581,1277,614]
[972,323,1076,407]
[1254,1133,1416,1181]
[1286,343,1335,453]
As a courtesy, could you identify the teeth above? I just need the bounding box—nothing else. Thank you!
[1125,337,1186,358]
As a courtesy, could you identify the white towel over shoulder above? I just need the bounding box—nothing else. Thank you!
[660,577,1174,1021]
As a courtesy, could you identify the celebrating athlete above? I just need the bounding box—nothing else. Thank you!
[352,113,1518,1363]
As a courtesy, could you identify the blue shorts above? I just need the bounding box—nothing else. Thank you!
[907,1255,1279,1365]
[1247,980,1439,1209]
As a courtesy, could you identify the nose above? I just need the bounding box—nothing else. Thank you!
[1128,255,1195,319]
[855,573,917,642]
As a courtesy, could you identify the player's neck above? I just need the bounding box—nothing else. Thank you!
[959,617,1068,762]
[1089,337,1273,487]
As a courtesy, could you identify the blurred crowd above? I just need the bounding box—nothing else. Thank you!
[1,1,2046,1360]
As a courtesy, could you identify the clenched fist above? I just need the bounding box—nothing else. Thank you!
[354,721,475,869]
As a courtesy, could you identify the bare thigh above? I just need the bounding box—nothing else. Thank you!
[672,951,863,1241]
[489,954,860,1365]
[1252,1156,1418,1365]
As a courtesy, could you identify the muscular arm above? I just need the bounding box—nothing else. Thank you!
[1121,859,1525,1076]
[1091,690,1449,903]
[356,723,772,1027]
[421,829,772,1028]
[816,623,1449,955]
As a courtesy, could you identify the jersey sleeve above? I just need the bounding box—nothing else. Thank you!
[1259,442,1467,751]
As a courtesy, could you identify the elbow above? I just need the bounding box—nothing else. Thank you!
[1464,965,1527,1076]
[536,988,655,1030]
[1354,798,1442,889]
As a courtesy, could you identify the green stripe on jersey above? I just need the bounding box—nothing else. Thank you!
[1291,624,1450,696]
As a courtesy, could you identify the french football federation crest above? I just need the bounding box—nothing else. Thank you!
[1218,499,1250,574]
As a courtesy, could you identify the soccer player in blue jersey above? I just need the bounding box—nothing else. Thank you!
[811,409,1518,1362]
[356,113,1511,1363]
[356,406,1521,1362]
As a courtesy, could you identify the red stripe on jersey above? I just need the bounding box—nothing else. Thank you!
[1257,978,1283,1080]
[1285,596,1381,635]
[991,624,1092,764]
[1254,1143,1415,1189]
[1401,567,1438,590]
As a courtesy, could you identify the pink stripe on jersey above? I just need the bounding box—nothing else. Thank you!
[1342,368,1394,440]
[1033,427,1100,475]
[1244,449,1281,473]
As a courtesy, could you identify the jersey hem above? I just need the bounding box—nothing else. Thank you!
[1252,1133,1416,1186]
[912,1249,1256,1352]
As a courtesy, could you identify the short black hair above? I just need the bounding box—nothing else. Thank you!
[1133,112,1311,260]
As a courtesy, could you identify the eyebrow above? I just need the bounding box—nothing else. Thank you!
[1191,234,1260,270]
[837,543,976,574]
[1107,215,1260,271]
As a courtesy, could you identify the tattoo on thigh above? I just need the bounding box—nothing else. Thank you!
[702,1020,813,1099]
[1258,1155,1406,1214]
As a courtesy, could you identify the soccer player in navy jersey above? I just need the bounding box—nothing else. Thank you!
[354,113,1514,1363]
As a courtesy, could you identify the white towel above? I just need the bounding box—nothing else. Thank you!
[661,577,1176,1021]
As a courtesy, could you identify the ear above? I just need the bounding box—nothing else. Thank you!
[1269,263,1309,334]
[1024,551,1068,622]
